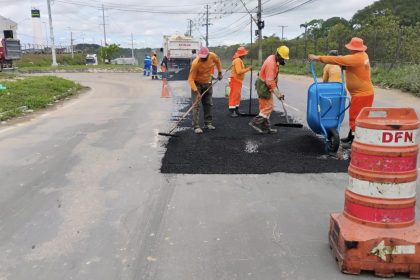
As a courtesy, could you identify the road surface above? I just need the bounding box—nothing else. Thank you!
[0,72,419,280]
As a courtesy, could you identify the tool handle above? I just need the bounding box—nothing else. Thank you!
[168,66,232,134]
[279,99,289,124]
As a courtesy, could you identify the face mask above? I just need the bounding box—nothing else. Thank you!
[280,60,285,66]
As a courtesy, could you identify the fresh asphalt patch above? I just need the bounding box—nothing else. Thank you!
[161,98,349,174]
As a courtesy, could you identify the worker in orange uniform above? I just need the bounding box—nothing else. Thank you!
[309,37,374,148]
[322,50,342,83]
[228,46,252,117]
[151,51,158,80]
[249,46,289,134]
[188,47,223,134]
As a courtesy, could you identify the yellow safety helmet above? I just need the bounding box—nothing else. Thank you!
[277,45,289,60]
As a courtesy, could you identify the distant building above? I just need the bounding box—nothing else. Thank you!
[111,57,138,65]
[0,15,17,38]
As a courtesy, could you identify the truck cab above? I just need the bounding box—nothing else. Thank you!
[0,37,22,71]
[85,54,98,66]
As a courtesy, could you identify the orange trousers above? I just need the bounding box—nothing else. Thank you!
[258,94,273,118]
[228,77,242,109]
[349,94,374,131]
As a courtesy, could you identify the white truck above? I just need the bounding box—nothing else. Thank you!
[161,34,201,80]
[85,54,98,66]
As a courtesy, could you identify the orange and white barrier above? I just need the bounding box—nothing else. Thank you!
[329,107,420,278]
[160,77,170,98]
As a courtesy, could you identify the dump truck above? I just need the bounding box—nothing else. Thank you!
[161,34,201,80]
[0,37,22,71]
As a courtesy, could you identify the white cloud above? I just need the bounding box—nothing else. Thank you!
[1,0,377,48]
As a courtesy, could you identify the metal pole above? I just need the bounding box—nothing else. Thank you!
[189,19,192,37]
[279,25,287,40]
[102,4,107,45]
[70,31,74,59]
[131,33,134,59]
[46,0,57,66]
[249,14,253,115]
[205,4,209,47]
[257,0,262,65]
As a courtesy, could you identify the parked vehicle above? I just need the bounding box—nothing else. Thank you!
[85,54,98,66]
[0,38,22,71]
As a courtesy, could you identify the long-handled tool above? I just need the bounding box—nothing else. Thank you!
[158,83,216,137]
[274,99,303,128]
[158,68,231,137]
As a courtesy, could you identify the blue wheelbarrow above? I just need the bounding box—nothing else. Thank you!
[307,62,350,153]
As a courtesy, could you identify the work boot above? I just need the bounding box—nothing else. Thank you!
[204,124,216,130]
[229,109,239,118]
[262,118,277,134]
[194,127,203,134]
[249,116,266,134]
[341,139,353,149]
[235,107,242,116]
[341,129,354,143]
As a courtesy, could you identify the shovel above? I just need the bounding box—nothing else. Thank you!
[274,98,303,128]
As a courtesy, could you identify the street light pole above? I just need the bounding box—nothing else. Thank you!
[46,0,57,66]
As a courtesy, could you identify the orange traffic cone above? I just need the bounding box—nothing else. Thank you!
[329,107,420,278]
[160,78,170,98]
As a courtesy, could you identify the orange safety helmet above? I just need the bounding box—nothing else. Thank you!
[233,46,248,59]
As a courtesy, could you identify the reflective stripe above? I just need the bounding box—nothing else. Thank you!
[345,198,415,224]
[351,150,417,173]
[348,176,416,199]
[355,127,417,147]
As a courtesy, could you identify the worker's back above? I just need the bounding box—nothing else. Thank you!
[323,64,341,83]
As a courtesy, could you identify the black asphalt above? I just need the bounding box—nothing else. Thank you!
[161,98,349,174]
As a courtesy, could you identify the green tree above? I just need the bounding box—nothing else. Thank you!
[99,43,121,62]
[352,0,419,27]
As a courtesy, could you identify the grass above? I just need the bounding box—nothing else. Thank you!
[371,65,420,95]
[0,74,81,121]
[15,53,142,73]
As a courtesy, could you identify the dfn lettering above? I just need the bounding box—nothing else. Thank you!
[382,131,413,143]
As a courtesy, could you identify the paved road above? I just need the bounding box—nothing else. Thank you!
[0,72,418,280]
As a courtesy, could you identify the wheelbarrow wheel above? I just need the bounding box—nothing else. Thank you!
[325,128,340,154]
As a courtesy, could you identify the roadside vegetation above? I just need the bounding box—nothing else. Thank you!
[0,73,81,121]
[214,0,420,95]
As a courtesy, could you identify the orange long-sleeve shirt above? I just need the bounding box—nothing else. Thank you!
[230,57,250,81]
[188,52,222,92]
[152,55,158,66]
[319,52,374,96]
[259,55,279,91]
[322,64,342,82]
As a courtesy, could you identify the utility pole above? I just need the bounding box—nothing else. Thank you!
[70,30,74,59]
[46,0,57,66]
[257,0,264,65]
[188,19,192,37]
[131,33,134,59]
[101,4,107,46]
[202,4,212,47]
[279,25,287,40]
